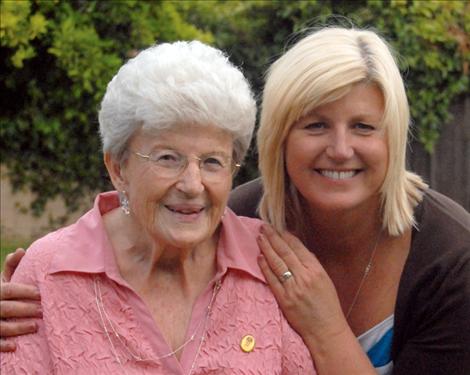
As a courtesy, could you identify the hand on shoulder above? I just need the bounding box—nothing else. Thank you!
[0,249,41,352]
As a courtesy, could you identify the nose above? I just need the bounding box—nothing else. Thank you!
[326,128,354,161]
[175,160,205,196]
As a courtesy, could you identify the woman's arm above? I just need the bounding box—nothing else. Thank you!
[0,249,41,352]
[257,224,376,375]
[392,248,470,374]
[390,192,470,374]
[1,245,53,373]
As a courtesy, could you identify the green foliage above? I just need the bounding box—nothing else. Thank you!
[0,0,213,215]
[1,0,467,216]
[180,0,335,184]
[187,0,468,175]
[1,0,48,67]
[357,0,469,152]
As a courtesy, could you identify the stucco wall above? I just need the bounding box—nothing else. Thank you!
[1,165,92,243]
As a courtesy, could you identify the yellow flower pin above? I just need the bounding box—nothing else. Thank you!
[240,334,256,353]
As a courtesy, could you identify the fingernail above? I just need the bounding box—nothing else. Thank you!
[1,341,16,352]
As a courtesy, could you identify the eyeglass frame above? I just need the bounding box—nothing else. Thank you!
[129,149,240,180]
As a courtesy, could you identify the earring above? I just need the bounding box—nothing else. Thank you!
[119,190,130,215]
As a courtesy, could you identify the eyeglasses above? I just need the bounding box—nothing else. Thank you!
[130,149,240,181]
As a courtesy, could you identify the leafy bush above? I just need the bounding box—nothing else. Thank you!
[1,0,212,215]
[1,0,468,216]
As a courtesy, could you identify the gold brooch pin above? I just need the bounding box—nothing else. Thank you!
[240,334,256,353]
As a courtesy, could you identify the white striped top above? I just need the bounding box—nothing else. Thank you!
[358,315,394,374]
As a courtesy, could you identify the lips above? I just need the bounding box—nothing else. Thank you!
[317,169,360,180]
[165,204,205,215]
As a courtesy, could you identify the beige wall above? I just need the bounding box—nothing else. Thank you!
[1,165,93,244]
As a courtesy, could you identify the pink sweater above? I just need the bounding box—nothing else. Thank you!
[1,192,316,374]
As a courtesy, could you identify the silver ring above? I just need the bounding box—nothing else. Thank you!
[279,270,293,283]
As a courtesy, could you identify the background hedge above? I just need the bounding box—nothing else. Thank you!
[1,0,468,220]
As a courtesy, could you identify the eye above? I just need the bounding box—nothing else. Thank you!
[300,121,328,134]
[202,155,226,172]
[304,122,327,130]
[150,150,182,168]
[354,122,376,133]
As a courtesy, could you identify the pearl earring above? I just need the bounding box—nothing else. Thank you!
[119,191,130,215]
[221,207,227,219]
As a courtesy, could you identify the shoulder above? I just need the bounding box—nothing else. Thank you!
[409,188,470,265]
[417,188,470,233]
[12,205,102,282]
[393,189,470,364]
[219,210,265,278]
[11,227,68,284]
[225,209,263,232]
[405,189,470,283]
[228,177,263,218]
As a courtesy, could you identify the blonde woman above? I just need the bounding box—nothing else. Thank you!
[230,27,470,374]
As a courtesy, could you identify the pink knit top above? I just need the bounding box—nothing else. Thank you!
[1,192,316,374]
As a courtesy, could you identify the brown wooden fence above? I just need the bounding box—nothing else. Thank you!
[408,95,470,212]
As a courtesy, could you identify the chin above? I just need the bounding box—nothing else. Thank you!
[307,192,359,210]
[317,194,378,213]
[153,214,220,249]
[165,230,212,249]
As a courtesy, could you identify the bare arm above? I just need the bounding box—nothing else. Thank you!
[257,225,376,375]
[0,249,42,352]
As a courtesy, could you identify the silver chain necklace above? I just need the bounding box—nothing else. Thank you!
[345,230,382,319]
[94,276,221,374]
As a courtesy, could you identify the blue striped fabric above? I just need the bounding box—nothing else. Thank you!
[367,327,393,366]
[358,315,394,375]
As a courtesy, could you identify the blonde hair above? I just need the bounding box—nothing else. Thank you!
[257,27,427,237]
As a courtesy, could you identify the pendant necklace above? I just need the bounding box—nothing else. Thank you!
[94,276,221,374]
[345,230,382,319]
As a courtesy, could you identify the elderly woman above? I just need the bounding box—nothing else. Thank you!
[229,27,470,374]
[0,41,315,374]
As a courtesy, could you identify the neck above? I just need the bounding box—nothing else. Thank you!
[103,208,217,294]
[305,203,383,264]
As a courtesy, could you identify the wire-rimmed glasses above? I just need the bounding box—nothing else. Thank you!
[130,149,240,182]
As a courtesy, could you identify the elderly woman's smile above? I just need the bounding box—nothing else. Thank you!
[161,201,207,223]
[119,125,234,248]
[164,203,204,218]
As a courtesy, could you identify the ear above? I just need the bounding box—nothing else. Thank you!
[104,152,127,192]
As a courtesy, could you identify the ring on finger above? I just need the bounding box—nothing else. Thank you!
[279,270,293,283]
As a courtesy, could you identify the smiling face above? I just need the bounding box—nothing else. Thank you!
[285,83,388,215]
[111,124,234,249]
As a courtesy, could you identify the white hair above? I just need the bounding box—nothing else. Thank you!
[98,41,256,163]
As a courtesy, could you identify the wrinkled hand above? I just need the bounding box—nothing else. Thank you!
[1,249,41,352]
[257,225,349,343]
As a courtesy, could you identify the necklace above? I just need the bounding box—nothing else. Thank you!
[345,230,382,319]
[94,276,221,373]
